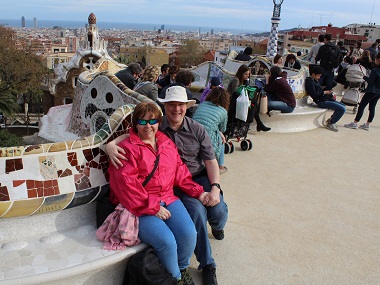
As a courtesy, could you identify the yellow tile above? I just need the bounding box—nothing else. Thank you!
[2,198,44,218]
[48,142,68,153]
[0,201,12,218]
[35,193,74,214]
[23,145,44,155]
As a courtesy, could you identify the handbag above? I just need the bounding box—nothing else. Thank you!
[259,95,268,114]
[96,154,161,228]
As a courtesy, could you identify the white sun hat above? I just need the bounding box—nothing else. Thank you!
[158,86,196,108]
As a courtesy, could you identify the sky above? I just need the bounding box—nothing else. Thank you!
[0,0,379,32]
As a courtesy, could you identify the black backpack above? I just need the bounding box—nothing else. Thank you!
[326,45,341,68]
[124,247,178,285]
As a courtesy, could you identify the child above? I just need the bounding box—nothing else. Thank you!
[200,77,223,103]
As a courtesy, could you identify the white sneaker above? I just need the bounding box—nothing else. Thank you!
[326,123,339,132]
[359,123,370,131]
[344,122,358,129]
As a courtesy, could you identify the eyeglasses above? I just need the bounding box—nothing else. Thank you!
[137,119,159,125]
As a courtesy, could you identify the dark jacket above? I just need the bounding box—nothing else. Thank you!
[305,76,329,103]
[315,42,343,69]
[284,59,302,70]
[364,65,380,94]
[115,67,137,90]
[235,53,252,61]
[158,75,172,90]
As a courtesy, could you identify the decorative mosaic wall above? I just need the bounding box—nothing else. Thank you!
[0,105,134,219]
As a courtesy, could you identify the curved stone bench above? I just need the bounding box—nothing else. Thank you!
[0,202,147,285]
[255,97,328,133]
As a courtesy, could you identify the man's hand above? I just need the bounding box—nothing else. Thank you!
[106,141,127,169]
[201,187,221,207]
[155,206,171,220]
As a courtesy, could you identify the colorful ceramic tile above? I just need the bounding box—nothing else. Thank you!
[0,201,12,217]
[2,198,44,218]
[39,156,58,180]
[48,142,68,153]
[74,174,92,191]
[35,192,74,214]
[57,169,73,178]
[5,158,23,174]
[0,185,10,201]
[65,186,99,209]
[67,152,78,166]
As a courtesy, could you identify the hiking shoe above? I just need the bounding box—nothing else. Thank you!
[179,268,194,285]
[211,228,225,240]
[359,123,370,131]
[202,265,218,285]
[344,122,358,129]
[326,123,339,132]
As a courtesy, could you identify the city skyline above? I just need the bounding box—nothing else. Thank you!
[0,0,379,32]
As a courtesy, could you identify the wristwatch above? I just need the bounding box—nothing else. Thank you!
[211,183,221,190]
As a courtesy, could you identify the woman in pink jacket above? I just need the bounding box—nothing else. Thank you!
[108,102,207,284]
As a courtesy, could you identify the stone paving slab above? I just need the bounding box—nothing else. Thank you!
[189,107,380,285]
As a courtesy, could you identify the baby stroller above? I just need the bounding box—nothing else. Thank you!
[224,83,260,153]
[341,64,366,114]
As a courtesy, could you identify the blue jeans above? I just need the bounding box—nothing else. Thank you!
[181,174,228,269]
[267,93,295,113]
[138,199,197,279]
[319,68,337,90]
[317,100,346,124]
[355,92,380,123]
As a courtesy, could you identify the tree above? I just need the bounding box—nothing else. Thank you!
[177,40,207,68]
[0,26,49,117]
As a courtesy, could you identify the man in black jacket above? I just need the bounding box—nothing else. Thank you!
[115,63,143,90]
[305,66,346,132]
[315,33,342,90]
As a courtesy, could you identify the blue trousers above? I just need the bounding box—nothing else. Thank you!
[317,100,346,124]
[181,174,228,269]
[266,93,295,113]
[138,199,197,280]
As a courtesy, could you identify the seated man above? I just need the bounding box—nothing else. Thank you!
[305,66,346,132]
[107,86,228,285]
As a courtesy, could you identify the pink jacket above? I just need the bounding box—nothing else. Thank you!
[109,130,204,217]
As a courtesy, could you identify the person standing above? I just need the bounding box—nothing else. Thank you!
[344,53,380,131]
[194,87,229,174]
[315,33,343,90]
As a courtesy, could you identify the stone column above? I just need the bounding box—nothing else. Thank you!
[266,17,281,57]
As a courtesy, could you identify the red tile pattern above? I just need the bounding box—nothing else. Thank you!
[5,158,23,173]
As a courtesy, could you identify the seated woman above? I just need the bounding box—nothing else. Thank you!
[264,66,296,113]
[108,102,207,284]
[193,87,229,174]
[133,65,160,101]
[273,54,283,67]
[284,53,301,70]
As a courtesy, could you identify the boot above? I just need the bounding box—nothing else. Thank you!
[255,112,271,132]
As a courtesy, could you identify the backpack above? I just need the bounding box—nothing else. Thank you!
[124,247,178,285]
[326,45,341,68]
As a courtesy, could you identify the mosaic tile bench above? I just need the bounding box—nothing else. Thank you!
[0,104,148,284]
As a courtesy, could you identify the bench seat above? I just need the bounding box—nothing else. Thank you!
[0,203,147,285]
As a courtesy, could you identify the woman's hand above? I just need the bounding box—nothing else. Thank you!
[155,206,171,220]
[106,141,127,169]
[219,132,226,144]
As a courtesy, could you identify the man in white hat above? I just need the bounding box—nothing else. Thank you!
[107,85,227,285]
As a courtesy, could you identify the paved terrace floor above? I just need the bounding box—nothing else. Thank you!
[188,106,380,285]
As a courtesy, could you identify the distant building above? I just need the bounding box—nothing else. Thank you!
[345,23,380,42]
[33,17,37,28]
[161,24,165,31]
[211,29,214,35]
[21,16,25,28]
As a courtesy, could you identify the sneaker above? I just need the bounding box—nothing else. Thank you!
[219,166,228,175]
[326,123,339,132]
[268,110,281,117]
[344,122,358,129]
[359,123,370,131]
[179,268,194,285]
[202,265,218,285]
[211,228,224,240]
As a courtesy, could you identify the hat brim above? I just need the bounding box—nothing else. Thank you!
[157,98,196,109]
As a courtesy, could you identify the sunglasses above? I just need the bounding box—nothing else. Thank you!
[137,119,159,125]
